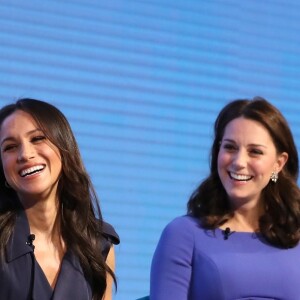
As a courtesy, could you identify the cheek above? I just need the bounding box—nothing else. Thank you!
[217,153,227,180]
[1,157,15,184]
[1,156,12,174]
[217,151,230,170]
[45,144,61,163]
[246,158,275,180]
[50,151,62,171]
[253,161,273,176]
[44,146,60,161]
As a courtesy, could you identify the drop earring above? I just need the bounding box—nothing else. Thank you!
[270,171,278,183]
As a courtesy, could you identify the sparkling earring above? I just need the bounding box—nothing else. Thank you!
[270,171,278,183]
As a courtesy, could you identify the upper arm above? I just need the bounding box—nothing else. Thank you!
[102,246,115,300]
[101,220,119,300]
[150,217,194,300]
[106,245,115,273]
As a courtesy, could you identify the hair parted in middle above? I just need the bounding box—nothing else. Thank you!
[0,98,115,299]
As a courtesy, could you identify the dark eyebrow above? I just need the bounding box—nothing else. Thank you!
[222,139,267,148]
[222,139,235,143]
[0,129,43,146]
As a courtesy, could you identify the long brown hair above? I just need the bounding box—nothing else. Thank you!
[0,98,115,299]
[188,97,300,248]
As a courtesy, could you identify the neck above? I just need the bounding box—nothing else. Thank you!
[222,202,263,232]
[20,195,65,257]
[22,198,61,239]
[225,213,259,232]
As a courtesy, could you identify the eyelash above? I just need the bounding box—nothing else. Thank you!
[3,144,16,152]
[223,144,236,151]
[31,135,46,142]
[222,144,263,155]
[250,149,263,155]
[2,135,46,152]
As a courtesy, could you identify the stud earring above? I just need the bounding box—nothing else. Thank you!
[270,171,278,183]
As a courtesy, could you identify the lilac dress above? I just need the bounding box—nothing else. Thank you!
[150,215,300,300]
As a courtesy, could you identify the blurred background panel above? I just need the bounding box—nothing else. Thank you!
[0,0,300,298]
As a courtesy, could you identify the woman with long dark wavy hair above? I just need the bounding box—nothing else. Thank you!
[150,97,300,299]
[0,98,119,299]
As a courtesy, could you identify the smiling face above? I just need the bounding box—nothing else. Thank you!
[217,117,287,209]
[0,110,62,204]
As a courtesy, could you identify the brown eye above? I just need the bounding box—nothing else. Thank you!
[2,144,17,152]
[223,143,236,151]
[250,149,263,155]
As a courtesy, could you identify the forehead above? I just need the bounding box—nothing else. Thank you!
[0,110,38,134]
[223,117,273,143]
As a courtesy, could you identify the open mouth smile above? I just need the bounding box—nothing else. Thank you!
[228,172,253,182]
[19,165,45,177]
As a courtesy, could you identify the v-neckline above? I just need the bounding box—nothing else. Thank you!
[34,257,58,297]
[34,251,67,293]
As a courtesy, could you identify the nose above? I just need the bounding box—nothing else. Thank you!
[17,142,35,162]
[232,149,248,169]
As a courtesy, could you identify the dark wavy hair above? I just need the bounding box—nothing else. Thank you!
[188,96,300,248]
[0,98,115,299]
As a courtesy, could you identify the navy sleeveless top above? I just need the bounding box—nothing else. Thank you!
[0,209,120,300]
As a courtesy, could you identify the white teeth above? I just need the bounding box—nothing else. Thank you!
[20,165,44,177]
[230,172,252,181]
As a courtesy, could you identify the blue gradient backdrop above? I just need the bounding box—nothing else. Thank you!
[0,1,300,299]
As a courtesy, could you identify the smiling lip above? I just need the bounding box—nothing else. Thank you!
[19,165,45,177]
[228,172,253,181]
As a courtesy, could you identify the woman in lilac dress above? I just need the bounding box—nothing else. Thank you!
[151,97,300,299]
